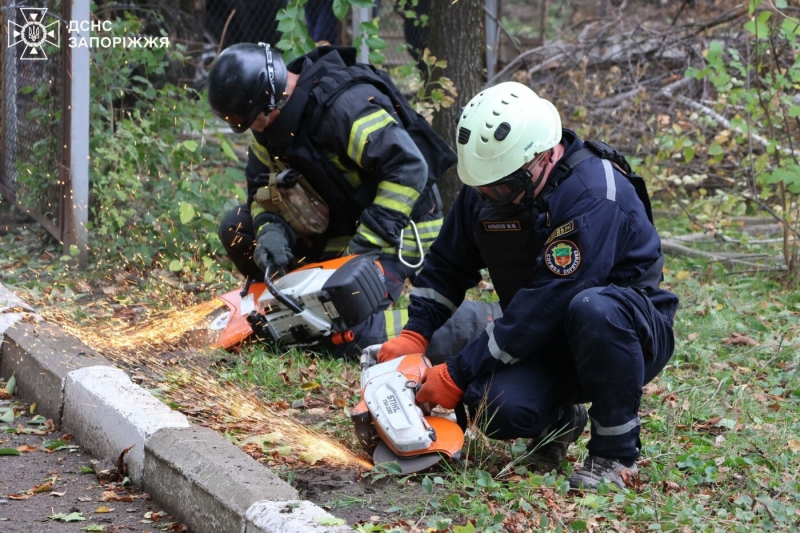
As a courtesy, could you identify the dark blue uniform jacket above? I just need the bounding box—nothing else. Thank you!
[404,130,679,390]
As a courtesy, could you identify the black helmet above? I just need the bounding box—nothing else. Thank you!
[207,43,289,133]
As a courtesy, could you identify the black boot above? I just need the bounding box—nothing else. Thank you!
[527,404,588,470]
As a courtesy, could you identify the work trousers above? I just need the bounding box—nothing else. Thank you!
[461,285,677,463]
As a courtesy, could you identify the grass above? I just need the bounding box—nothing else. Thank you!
[2,197,799,531]
[215,215,800,532]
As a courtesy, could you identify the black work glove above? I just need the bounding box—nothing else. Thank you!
[253,223,294,275]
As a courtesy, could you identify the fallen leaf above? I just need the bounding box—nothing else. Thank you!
[788,440,800,453]
[0,447,21,456]
[621,468,644,491]
[5,374,16,395]
[662,393,679,409]
[721,333,758,346]
[114,444,135,478]
[8,493,31,500]
[32,481,54,494]
[94,506,114,513]
[16,444,39,453]
[47,511,86,522]
[299,449,326,465]
[50,491,67,497]
[78,496,93,502]
[101,285,120,295]
[687,333,699,341]
[100,491,133,502]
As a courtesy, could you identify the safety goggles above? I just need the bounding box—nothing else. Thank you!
[475,151,549,206]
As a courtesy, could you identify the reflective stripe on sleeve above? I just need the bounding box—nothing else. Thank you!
[374,181,420,217]
[486,321,519,365]
[602,159,617,202]
[409,287,457,313]
[384,308,409,338]
[355,224,390,249]
[347,109,397,167]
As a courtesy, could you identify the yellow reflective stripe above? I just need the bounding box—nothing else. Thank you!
[384,308,409,338]
[249,135,288,172]
[250,201,266,219]
[414,219,443,241]
[330,155,361,188]
[249,136,273,168]
[374,182,420,217]
[324,235,351,254]
[347,109,396,166]
[356,225,390,248]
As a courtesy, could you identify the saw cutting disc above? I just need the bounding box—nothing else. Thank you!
[373,442,443,474]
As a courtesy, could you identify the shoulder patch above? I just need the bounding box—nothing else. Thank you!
[483,221,521,232]
[544,240,581,276]
[544,219,578,245]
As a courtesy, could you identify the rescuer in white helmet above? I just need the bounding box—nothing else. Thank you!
[377,82,679,491]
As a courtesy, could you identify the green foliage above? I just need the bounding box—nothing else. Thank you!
[276,0,387,64]
[392,49,458,122]
[88,14,240,277]
[674,5,800,272]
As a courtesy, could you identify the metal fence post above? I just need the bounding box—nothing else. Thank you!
[62,0,90,267]
[352,7,372,64]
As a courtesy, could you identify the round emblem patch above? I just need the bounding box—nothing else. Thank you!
[544,240,581,276]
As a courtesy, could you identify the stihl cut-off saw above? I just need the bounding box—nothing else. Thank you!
[205,255,386,349]
[351,353,465,473]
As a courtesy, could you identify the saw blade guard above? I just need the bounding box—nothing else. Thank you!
[359,354,465,460]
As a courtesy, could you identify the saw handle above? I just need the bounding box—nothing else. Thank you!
[263,264,304,314]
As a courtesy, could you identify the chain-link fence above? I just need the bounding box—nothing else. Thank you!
[203,0,431,67]
[0,0,67,237]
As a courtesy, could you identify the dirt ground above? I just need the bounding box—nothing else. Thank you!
[0,406,185,533]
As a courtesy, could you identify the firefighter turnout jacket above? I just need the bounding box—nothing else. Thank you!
[245,46,454,263]
[404,130,680,390]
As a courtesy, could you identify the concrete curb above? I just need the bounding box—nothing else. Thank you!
[0,284,353,533]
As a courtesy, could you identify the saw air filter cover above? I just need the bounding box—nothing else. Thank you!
[321,257,386,329]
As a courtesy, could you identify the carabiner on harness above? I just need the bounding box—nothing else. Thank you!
[397,220,425,269]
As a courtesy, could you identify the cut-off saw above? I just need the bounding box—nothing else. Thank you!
[351,353,465,473]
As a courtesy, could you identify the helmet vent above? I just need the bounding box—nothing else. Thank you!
[511,93,519,98]
[492,111,500,116]
[458,127,471,145]
[501,99,509,105]
[480,136,489,143]
[494,122,511,141]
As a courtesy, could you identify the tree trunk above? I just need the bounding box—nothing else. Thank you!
[427,0,484,214]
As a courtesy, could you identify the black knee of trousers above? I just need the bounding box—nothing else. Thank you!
[462,378,555,440]
[218,205,262,279]
[565,286,646,462]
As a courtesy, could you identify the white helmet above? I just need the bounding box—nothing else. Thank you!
[456,82,562,187]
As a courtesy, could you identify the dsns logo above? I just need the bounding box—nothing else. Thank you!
[7,8,60,60]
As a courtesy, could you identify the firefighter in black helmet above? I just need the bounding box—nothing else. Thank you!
[207,43,289,133]
[206,43,501,360]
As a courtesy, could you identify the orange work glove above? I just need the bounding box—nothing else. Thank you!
[377,330,429,364]
[415,364,464,410]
